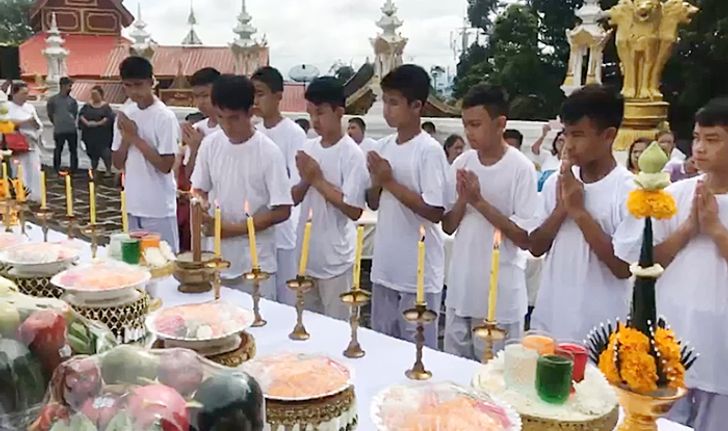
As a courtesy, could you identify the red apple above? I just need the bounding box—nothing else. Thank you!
[17,309,68,376]
[80,393,122,431]
[128,384,189,431]
[51,356,102,410]
[158,350,204,396]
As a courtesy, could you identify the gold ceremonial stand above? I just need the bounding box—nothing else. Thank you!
[34,208,53,242]
[208,257,231,301]
[243,267,270,327]
[473,319,507,363]
[287,275,313,340]
[339,289,371,358]
[403,303,437,380]
[62,215,77,239]
[82,223,105,259]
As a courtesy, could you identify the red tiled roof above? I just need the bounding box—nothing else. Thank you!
[101,44,270,78]
[70,80,127,104]
[281,83,306,113]
[19,33,128,78]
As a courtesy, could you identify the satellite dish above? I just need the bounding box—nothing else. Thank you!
[289,64,320,83]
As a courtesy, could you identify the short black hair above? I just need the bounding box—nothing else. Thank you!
[211,74,255,112]
[251,66,284,93]
[91,85,104,97]
[348,117,366,132]
[560,84,624,131]
[462,84,509,119]
[503,129,523,146]
[444,134,463,151]
[189,67,221,87]
[59,77,73,86]
[305,76,345,108]
[695,98,728,128]
[11,82,27,95]
[119,56,154,80]
[381,64,430,106]
[295,118,310,132]
[422,121,436,133]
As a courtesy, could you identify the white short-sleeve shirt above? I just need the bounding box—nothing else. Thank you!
[191,130,293,278]
[370,132,450,294]
[445,148,540,322]
[296,135,369,279]
[111,99,179,218]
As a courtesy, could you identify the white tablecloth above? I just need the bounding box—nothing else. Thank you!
[27,223,690,431]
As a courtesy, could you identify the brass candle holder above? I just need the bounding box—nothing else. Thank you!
[206,257,231,301]
[62,214,77,239]
[16,202,28,236]
[243,267,271,327]
[473,319,507,363]
[82,223,105,259]
[339,289,371,358]
[403,303,437,380]
[34,208,53,242]
[286,275,314,341]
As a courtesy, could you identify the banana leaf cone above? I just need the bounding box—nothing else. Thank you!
[631,217,657,338]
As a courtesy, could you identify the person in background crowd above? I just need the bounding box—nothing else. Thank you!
[664,146,700,183]
[504,129,524,151]
[7,82,42,201]
[79,86,114,175]
[537,131,566,192]
[47,77,79,174]
[626,137,652,174]
[657,129,685,161]
[422,121,437,137]
[531,123,562,174]
[443,134,466,165]
[295,118,311,133]
[347,117,379,154]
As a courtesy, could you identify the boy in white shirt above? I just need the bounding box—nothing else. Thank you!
[112,56,179,251]
[442,84,539,360]
[179,67,221,182]
[529,85,633,342]
[191,74,292,298]
[347,117,379,154]
[252,66,307,304]
[615,99,728,431]
[291,77,369,320]
[366,65,449,348]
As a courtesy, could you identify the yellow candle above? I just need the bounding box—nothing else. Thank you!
[352,225,365,290]
[120,190,128,233]
[1,162,6,181]
[40,170,47,209]
[244,201,259,269]
[15,163,25,202]
[214,203,222,257]
[88,171,96,224]
[298,209,313,276]
[64,173,73,216]
[487,230,502,322]
[416,226,426,306]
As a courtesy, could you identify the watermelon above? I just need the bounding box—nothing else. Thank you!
[0,338,47,414]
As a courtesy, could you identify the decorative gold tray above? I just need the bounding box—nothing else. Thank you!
[521,407,619,431]
[64,291,150,344]
[152,331,256,368]
[1,269,63,298]
[266,386,357,431]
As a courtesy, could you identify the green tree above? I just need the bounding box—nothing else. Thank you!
[0,0,34,45]
[466,0,501,33]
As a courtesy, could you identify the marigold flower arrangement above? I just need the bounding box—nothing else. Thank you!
[587,142,696,396]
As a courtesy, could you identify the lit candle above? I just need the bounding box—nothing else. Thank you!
[88,170,96,224]
[416,226,426,306]
[352,225,364,290]
[40,170,47,209]
[64,172,73,216]
[487,230,502,322]
[298,209,313,276]
[1,162,6,181]
[15,162,25,202]
[244,201,259,269]
[120,175,128,233]
[214,201,222,258]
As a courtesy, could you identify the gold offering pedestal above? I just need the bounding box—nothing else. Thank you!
[266,386,357,431]
[243,267,270,327]
[403,304,437,380]
[520,407,619,431]
[174,251,217,293]
[287,275,314,341]
[0,266,63,298]
[473,319,507,363]
[34,208,53,242]
[340,289,371,359]
[613,386,687,431]
[152,331,257,368]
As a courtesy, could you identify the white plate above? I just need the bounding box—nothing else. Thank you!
[243,353,353,401]
[371,381,522,431]
[0,233,26,251]
[0,242,80,275]
[51,261,151,302]
[146,301,254,342]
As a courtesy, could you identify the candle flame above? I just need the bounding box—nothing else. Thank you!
[493,230,502,248]
[244,200,250,216]
[419,225,426,241]
[214,199,220,208]
[307,208,313,222]
[88,169,94,182]
[121,173,125,189]
[60,171,69,178]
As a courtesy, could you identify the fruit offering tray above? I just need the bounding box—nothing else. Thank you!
[28,345,266,431]
[0,281,116,431]
[243,353,358,431]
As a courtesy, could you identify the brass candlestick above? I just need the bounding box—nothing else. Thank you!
[403,303,437,380]
[34,208,53,242]
[16,202,28,236]
[82,223,105,259]
[339,289,371,358]
[63,214,77,239]
[287,275,313,340]
[207,257,231,301]
[473,319,507,363]
[243,267,270,327]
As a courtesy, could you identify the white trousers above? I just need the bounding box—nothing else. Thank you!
[128,215,179,253]
[668,388,728,431]
[444,309,523,361]
[274,248,297,306]
[371,284,442,349]
[222,274,276,300]
[304,267,352,321]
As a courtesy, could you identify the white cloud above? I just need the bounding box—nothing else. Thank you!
[129,0,466,79]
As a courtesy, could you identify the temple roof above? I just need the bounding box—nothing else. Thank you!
[30,0,134,31]
[20,33,128,78]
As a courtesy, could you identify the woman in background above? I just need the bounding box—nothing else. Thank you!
[626,137,651,174]
[6,83,41,201]
[536,131,566,192]
[79,86,114,175]
[443,134,466,164]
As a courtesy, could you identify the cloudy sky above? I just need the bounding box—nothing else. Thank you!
[128,0,470,79]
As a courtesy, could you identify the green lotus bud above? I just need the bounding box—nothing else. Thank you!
[638,142,669,174]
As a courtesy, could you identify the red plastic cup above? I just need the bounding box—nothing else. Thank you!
[558,342,588,383]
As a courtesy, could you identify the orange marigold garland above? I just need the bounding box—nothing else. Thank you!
[627,189,677,220]
[654,327,686,389]
[598,325,660,394]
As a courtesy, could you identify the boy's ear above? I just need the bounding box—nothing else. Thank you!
[603,126,618,143]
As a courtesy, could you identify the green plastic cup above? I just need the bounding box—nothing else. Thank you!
[535,350,574,405]
[121,238,141,265]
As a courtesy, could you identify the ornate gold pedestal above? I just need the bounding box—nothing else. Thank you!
[403,304,437,381]
[266,386,357,431]
[520,407,619,431]
[3,271,62,298]
[615,101,669,151]
[613,386,687,431]
[173,251,217,293]
[287,275,314,341]
[152,331,257,368]
[64,291,151,344]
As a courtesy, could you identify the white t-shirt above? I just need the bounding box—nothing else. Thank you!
[445,148,540,322]
[531,165,634,341]
[359,137,380,155]
[257,118,306,251]
[191,130,293,278]
[370,132,449,294]
[112,99,179,218]
[296,135,369,279]
[614,176,728,395]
